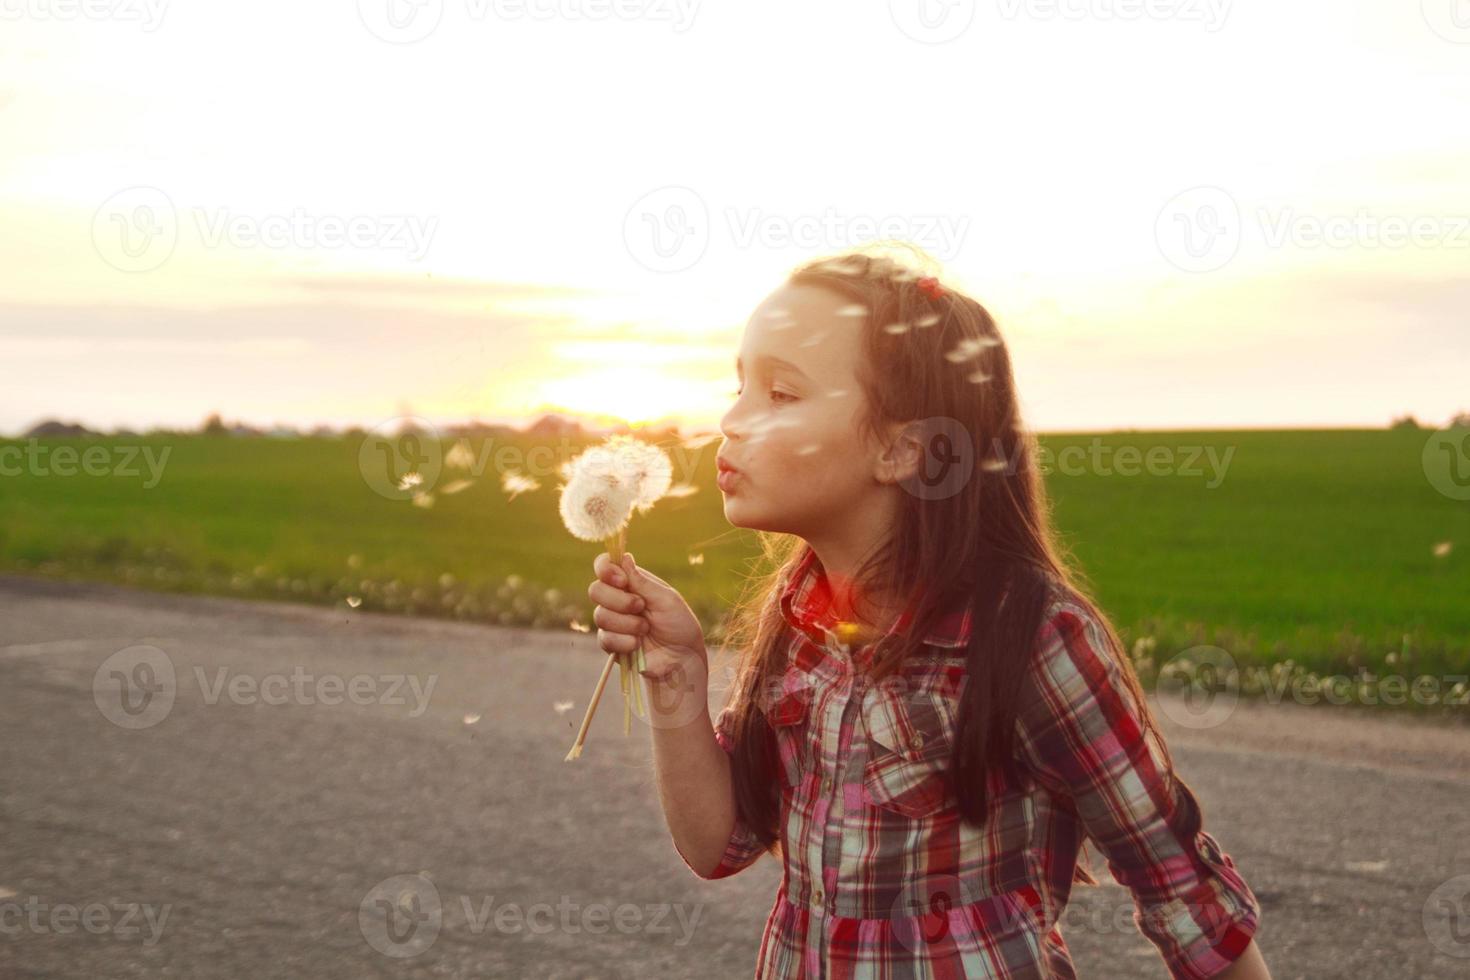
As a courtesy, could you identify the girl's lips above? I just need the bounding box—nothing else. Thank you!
[717,468,742,493]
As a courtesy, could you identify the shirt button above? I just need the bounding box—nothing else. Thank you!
[812,888,824,906]
[911,733,925,750]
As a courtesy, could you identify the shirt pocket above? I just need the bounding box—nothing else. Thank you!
[766,676,813,790]
[861,685,954,819]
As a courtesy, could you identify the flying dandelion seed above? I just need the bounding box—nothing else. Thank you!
[569,619,591,633]
[440,479,474,495]
[445,440,476,470]
[762,308,793,321]
[981,457,1010,473]
[836,303,867,318]
[1433,541,1452,557]
[347,554,363,569]
[665,483,699,498]
[826,388,849,398]
[553,700,574,715]
[945,338,991,363]
[681,432,721,450]
[397,472,424,491]
[882,322,911,335]
[796,444,822,456]
[412,493,435,508]
[346,596,362,608]
[688,553,704,565]
[967,369,993,384]
[502,471,540,501]
[463,713,481,725]
[915,313,941,328]
[798,331,828,348]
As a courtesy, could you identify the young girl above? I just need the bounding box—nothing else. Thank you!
[587,250,1272,979]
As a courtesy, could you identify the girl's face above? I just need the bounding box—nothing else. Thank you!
[718,282,891,538]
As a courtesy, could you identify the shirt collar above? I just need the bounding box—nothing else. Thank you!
[778,545,973,651]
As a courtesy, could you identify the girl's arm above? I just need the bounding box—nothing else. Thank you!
[1014,599,1271,980]
[648,660,769,879]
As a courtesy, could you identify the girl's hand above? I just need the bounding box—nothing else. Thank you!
[589,552,708,685]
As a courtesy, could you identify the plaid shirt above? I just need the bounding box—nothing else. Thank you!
[676,546,1261,979]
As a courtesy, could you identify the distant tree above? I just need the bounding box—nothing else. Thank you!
[1449,410,1470,429]
[1389,413,1421,430]
[201,412,228,436]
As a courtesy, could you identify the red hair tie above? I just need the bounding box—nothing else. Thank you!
[916,276,946,301]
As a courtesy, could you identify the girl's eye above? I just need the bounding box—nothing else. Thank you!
[731,387,797,404]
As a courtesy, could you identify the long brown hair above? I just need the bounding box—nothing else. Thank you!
[715,246,1177,887]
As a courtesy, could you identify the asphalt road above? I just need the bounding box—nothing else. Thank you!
[2,575,1467,979]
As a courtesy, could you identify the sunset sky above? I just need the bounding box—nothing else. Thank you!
[2,1,1467,435]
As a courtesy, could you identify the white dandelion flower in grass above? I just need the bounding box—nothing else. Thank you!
[1433,541,1452,558]
[501,470,540,501]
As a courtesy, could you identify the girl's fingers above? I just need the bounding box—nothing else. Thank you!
[597,628,640,656]
[593,552,628,588]
[593,604,647,636]
[587,579,644,614]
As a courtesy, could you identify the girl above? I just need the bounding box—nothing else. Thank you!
[587,249,1271,979]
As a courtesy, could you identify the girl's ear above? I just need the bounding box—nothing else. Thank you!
[874,419,926,486]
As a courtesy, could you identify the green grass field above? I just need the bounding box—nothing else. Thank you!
[1,429,1466,712]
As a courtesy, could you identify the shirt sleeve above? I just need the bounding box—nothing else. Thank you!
[672,703,771,880]
[1013,599,1262,980]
